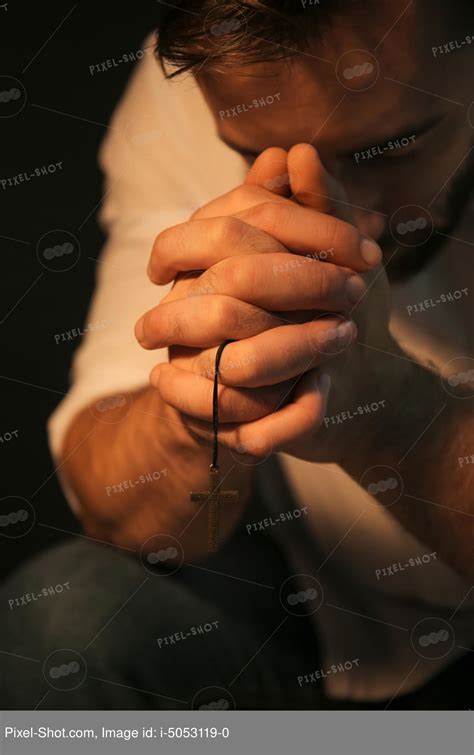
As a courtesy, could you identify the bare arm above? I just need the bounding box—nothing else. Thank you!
[61,385,253,560]
[323,335,474,581]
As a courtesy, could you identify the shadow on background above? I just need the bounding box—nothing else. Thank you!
[1,2,164,576]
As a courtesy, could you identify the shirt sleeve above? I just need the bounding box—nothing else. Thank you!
[47,32,246,464]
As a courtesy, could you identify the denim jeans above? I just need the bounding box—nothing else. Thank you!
[0,490,472,710]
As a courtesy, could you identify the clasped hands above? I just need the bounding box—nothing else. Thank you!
[135,144,390,463]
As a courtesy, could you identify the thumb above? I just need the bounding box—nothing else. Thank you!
[244,146,291,197]
[287,143,352,221]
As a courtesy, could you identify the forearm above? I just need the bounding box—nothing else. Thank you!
[60,385,253,559]
[327,338,474,580]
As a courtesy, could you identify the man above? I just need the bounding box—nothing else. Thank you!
[1,0,473,709]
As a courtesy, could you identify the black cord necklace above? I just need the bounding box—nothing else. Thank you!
[190,340,239,552]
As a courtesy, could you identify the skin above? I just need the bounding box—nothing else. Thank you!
[62,1,474,575]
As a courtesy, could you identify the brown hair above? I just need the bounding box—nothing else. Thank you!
[155,0,352,77]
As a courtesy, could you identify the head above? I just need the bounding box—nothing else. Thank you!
[156,0,474,281]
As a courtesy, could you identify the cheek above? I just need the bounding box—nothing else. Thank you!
[340,159,426,214]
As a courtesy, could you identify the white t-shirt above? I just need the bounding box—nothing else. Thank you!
[48,35,474,702]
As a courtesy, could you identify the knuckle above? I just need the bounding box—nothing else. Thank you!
[233,183,267,208]
[320,215,339,250]
[322,215,359,252]
[210,215,243,248]
[143,304,190,347]
[151,225,179,275]
[220,387,248,422]
[211,296,239,335]
[151,230,165,265]
[214,257,249,295]
[309,262,348,304]
[310,264,331,303]
[222,386,274,422]
[138,310,152,345]
[250,201,281,234]
[220,344,259,386]
[145,307,167,346]
[151,222,195,283]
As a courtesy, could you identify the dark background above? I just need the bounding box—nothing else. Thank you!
[1,2,164,577]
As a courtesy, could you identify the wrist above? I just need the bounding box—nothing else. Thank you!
[320,336,417,464]
[143,385,254,491]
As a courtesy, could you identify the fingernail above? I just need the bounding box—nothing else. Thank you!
[336,319,355,344]
[337,320,353,337]
[346,275,366,306]
[360,237,382,266]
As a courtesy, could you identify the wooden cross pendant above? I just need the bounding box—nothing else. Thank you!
[190,465,239,553]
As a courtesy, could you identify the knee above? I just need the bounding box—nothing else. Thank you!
[0,540,145,707]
